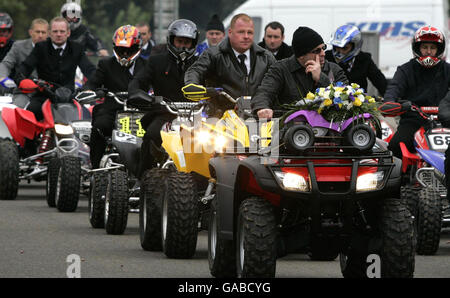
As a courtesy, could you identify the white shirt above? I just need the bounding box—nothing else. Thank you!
[232,48,250,75]
[52,42,67,55]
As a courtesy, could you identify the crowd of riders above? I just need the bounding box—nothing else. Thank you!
[1,3,450,190]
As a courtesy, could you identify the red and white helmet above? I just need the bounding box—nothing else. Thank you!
[412,25,446,68]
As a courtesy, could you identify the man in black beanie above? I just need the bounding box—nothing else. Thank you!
[252,26,348,119]
[195,14,225,56]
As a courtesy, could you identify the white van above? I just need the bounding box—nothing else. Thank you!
[222,0,449,78]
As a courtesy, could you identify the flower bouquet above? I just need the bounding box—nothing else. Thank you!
[283,82,381,124]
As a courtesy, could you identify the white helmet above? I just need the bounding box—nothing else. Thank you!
[61,2,82,31]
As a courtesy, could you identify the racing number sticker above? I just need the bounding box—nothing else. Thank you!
[429,134,450,150]
[119,117,132,135]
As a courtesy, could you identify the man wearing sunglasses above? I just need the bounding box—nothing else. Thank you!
[252,26,348,119]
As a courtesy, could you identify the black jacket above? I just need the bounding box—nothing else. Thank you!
[252,55,348,113]
[128,51,198,128]
[385,59,450,122]
[17,38,96,90]
[0,39,13,62]
[84,56,146,110]
[257,40,293,61]
[70,24,105,53]
[129,51,197,101]
[184,38,276,113]
[325,50,387,96]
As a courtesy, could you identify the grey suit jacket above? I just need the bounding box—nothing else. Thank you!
[0,38,36,79]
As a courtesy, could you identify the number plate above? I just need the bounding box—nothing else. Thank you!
[428,134,450,151]
[115,112,146,138]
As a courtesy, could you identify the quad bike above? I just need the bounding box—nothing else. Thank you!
[380,101,450,255]
[138,87,254,259]
[0,79,91,210]
[206,105,414,278]
[80,90,152,235]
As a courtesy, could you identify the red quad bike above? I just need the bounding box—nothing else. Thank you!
[0,79,92,211]
[207,109,414,278]
[380,101,450,255]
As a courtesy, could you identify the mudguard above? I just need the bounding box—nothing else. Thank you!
[112,130,142,178]
[209,155,241,240]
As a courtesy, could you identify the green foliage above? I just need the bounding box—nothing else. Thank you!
[1,0,245,49]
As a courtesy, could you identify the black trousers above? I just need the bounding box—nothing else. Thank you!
[27,94,47,121]
[387,118,426,159]
[138,112,176,178]
[89,105,118,169]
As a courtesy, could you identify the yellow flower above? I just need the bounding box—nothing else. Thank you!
[335,87,344,92]
[354,98,362,106]
[324,99,332,106]
[367,96,375,103]
[306,92,315,100]
[351,83,360,89]
[318,88,325,96]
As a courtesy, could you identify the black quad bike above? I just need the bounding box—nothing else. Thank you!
[79,90,151,235]
[206,109,415,278]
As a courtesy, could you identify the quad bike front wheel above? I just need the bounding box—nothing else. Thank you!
[208,198,236,277]
[161,171,199,259]
[236,197,277,278]
[104,169,129,235]
[416,187,442,255]
[340,198,415,278]
[46,158,60,207]
[139,168,170,251]
[55,156,81,212]
[88,171,108,228]
[0,139,19,200]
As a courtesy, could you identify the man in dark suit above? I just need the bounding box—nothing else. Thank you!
[84,25,146,169]
[129,19,199,177]
[16,17,95,120]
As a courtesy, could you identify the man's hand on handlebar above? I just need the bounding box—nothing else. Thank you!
[257,108,273,119]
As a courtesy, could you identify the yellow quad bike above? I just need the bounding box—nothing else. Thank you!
[139,86,271,259]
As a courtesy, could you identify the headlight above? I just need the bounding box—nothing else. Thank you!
[55,124,74,135]
[195,130,212,145]
[214,135,228,151]
[356,171,384,192]
[274,171,310,192]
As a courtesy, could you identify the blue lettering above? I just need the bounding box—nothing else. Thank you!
[346,21,426,37]
[403,21,426,36]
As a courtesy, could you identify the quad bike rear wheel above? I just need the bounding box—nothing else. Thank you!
[236,197,277,278]
[139,168,170,251]
[416,187,442,255]
[162,171,199,259]
[55,156,81,212]
[0,140,19,200]
[88,172,108,228]
[104,169,129,235]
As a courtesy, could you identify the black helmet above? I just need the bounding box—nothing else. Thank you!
[61,2,82,31]
[0,12,13,48]
[166,19,198,62]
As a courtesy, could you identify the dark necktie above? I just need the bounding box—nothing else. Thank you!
[238,54,247,75]
[55,48,63,56]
